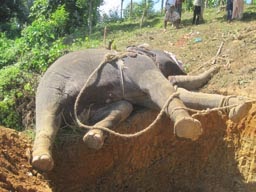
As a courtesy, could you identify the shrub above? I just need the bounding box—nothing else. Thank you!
[19,5,69,73]
[0,34,19,68]
[0,65,38,130]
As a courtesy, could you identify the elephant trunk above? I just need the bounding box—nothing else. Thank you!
[168,66,219,90]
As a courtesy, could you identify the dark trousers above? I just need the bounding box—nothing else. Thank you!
[192,6,201,24]
[226,3,233,21]
[227,9,233,21]
[176,3,182,18]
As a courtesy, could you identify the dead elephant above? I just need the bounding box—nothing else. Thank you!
[32,46,252,171]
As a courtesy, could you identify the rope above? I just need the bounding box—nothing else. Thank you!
[74,52,127,131]
[117,59,126,98]
[170,99,256,118]
[74,52,256,138]
[75,82,179,138]
[73,51,180,138]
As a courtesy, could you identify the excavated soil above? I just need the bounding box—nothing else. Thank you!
[1,8,256,192]
[1,105,256,192]
[0,127,51,192]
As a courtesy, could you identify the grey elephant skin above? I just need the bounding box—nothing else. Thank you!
[32,47,251,172]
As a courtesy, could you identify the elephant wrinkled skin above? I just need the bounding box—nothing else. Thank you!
[32,46,252,171]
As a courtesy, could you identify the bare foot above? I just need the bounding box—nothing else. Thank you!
[174,117,203,141]
[83,129,104,150]
[32,154,54,171]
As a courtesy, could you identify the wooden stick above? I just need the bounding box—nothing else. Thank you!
[103,26,107,47]
[212,41,224,64]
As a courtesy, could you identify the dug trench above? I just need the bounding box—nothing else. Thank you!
[1,104,256,192]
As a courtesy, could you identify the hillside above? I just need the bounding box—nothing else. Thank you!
[1,7,256,192]
[109,7,256,98]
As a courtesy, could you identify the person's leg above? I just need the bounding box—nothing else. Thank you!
[164,9,170,31]
[227,9,232,21]
[177,3,182,19]
[164,20,168,30]
[192,6,197,24]
[196,6,201,24]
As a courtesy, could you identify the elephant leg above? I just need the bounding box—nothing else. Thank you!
[32,110,61,171]
[177,87,252,123]
[168,66,219,90]
[83,100,133,150]
[138,70,202,141]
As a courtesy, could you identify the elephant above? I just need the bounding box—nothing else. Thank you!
[32,46,252,172]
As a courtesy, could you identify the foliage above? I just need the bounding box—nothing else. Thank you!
[123,0,155,19]
[47,0,104,34]
[0,0,106,131]
[29,0,50,20]
[19,5,68,73]
[1,0,104,37]
[184,0,194,11]
[0,65,37,130]
[0,34,19,68]
[0,0,31,38]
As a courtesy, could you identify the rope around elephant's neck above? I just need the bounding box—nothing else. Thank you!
[74,52,126,130]
[73,52,180,138]
[74,52,256,138]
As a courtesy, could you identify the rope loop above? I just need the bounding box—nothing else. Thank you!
[73,51,256,138]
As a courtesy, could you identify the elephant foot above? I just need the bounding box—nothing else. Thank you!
[174,117,203,141]
[83,129,104,150]
[32,153,54,171]
[229,101,252,123]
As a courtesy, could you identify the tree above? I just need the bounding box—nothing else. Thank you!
[123,0,155,20]
[0,0,32,37]
[161,0,164,13]
[121,0,124,19]
[130,0,133,18]
[33,0,104,34]
[140,0,155,27]
[88,0,93,35]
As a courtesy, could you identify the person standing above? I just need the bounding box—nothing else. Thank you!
[226,0,233,22]
[175,0,184,20]
[192,0,202,25]
[164,0,181,30]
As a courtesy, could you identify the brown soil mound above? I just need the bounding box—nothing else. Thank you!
[1,105,256,192]
[0,127,51,192]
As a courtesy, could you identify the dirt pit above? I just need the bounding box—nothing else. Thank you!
[1,104,256,192]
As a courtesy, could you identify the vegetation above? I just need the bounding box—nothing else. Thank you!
[0,0,255,131]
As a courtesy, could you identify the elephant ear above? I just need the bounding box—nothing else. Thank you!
[153,50,187,78]
[126,45,156,62]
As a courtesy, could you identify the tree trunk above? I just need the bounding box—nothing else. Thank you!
[88,0,93,35]
[161,0,164,13]
[130,0,133,18]
[121,0,124,19]
[140,0,148,28]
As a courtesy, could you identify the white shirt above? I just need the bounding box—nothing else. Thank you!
[193,0,202,6]
[166,0,176,7]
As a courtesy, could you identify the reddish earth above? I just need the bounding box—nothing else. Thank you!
[1,105,256,192]
[1,9,256,192]
[0,127,51,192]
